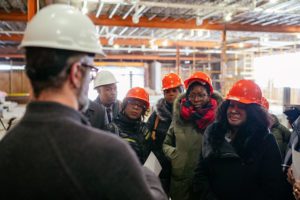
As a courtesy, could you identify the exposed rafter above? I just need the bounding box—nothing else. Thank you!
[0,53,219,61]
[0,34,220,48]
[1,11,300,33]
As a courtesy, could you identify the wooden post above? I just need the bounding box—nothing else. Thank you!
[28,0,37,21]
[176,45,180,75]
[221,29,227,94]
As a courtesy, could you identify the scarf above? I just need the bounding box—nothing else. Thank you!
[180,97,217,130]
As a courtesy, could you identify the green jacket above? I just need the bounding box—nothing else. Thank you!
[163,93,204,200]
[270,114,291,158]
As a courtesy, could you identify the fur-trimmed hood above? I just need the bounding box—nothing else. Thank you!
[172,91,222,124]
[154,98,172,122]
[172,93,186,124]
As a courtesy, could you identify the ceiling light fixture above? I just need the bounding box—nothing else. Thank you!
[113,44,120,49]
[224,13,232,22]
[196,17,203,26]
[162,40,168,47]
[132,14,139,24]
[81,0,89,14]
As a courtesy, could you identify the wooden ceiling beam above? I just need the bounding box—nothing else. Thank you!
[0,11,27,21]
[94,62,144,67]
[0,34,23,41]
[1,11,300,33]
[0,54,217,61]
[89,15,300,33]
[100,38,219,48]
[102,54,215,61]
[0,35,219,48]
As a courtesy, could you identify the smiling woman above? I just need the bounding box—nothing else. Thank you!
[193,79,287,200]
[163,71,218,200]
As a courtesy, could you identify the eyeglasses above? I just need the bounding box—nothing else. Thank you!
[80,63,98,81]
[188,93,208,100]
[127,99,146,110]
[80,63,98,73]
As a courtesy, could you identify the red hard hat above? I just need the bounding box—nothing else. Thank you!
[226,79,262,105]
[162,73,183,90]
[184,71,213,93]
[125,87,150,109]
[261,96,269,110]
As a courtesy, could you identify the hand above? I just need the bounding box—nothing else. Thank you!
[293,181,300,200]
[287,166,295,185]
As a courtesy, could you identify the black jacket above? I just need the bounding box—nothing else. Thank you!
[84,100,106,130]
[147,98,173,193]
[105,113,151,164]
[0,102,167,200]
[193,123,286,200]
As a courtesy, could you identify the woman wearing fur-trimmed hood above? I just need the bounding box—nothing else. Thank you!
[163,72,219,200]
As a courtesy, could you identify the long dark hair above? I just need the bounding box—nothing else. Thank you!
[209,100,272,159]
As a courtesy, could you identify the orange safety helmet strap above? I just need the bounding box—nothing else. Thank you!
[184,71,213,93]
[162,73,183,90]
[125,87,150,109]
[226,79,262,105]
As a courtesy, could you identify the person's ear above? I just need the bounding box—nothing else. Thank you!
[69,63,82,89]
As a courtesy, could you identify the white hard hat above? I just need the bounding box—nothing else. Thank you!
[20,4,104,55]
[94,71,118,89]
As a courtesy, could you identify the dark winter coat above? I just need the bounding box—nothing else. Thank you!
[270,114,291,158]
[163,93,205,200]
[194,122,286,200]
[84,100,106,130]
[147,98,173,194]
[0,101,167,200]
[105,112,151,164]
[283,116,300,200]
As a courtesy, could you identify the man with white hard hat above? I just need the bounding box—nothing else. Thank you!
[0,4,166,200]
[85,70,121,129]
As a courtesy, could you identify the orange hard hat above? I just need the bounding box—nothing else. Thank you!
[184,71,213,93]
[125,87,150,109]
[261,96,269,110]
[162,73,183,90]
[226,79,262,105]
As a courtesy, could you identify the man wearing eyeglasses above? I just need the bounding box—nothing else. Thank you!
[0,4,166,200]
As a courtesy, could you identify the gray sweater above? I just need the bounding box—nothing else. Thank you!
[0,101,167,200]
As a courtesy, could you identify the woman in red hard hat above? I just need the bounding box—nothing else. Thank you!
[193,79,286,200]
[163,71,218,200]
[147,72,184,196]
[105,87,151,164]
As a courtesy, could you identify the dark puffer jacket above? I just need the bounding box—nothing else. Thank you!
[147,98,173,194]
[194,123,286,200]
[105,113,151,164]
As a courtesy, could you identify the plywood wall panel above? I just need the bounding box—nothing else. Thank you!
[0,72,10,93]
